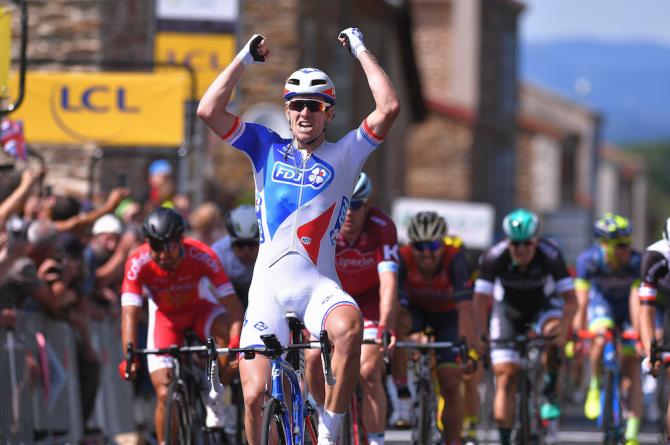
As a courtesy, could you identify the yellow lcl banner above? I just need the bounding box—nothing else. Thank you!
[8,70,188,146]
[154,32,236,100]
[0,6,11,99]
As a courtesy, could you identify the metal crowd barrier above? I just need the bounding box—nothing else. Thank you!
[0,311,135,444]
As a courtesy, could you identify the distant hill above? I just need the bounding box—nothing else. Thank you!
[521,39,670,144]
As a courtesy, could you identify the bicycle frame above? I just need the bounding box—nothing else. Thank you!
[268,356,309,444]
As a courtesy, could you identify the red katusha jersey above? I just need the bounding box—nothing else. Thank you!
[121,237,234,313]
[400,243,472,313]
[335,207,399,320]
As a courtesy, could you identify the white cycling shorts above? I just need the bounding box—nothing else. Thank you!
[241,252,359,349]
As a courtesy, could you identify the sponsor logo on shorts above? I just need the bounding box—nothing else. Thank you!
[254,321,268,331]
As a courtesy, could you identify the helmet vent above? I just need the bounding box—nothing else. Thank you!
[287,78,300,85]
[311,79,327,86]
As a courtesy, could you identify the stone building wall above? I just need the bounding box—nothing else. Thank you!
[410,0,453,104]
[404,113,472,200]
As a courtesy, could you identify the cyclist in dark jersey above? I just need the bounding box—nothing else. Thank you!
[640,218,670,444]
[473,208,576,445]
[575,213,642,444]
[394,211,476,444]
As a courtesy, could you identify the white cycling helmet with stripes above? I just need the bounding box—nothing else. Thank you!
[283,68,336,105]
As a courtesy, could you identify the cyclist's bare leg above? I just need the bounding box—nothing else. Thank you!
[210,313,234,383]
[150,367,171,444]
[541,318,562,397]
[239,355,271,445]
[305,347,326,405]
[360,343,386,434]
[621,353,643,419]
[463,365,483,429]
[324,304,364,412]
[437,365,464,442]
[493,362,518,428]
[589,334,606,379]
[391,308,412,387]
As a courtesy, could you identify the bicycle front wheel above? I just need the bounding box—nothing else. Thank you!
[164,381,191,445]
[602,370,616,445]
[414,379,435,445]
[261,398,289,445]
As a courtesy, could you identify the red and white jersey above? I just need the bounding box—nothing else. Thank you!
[335,207,399,318]
[121,237,235,313]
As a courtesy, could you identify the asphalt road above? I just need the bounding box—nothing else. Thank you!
[384,401,664,444]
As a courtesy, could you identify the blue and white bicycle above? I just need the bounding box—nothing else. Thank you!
[206,313,335,445]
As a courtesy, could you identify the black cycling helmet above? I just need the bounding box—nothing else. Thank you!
[142,207,186,244]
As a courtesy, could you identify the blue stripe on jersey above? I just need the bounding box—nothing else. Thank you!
[262,146,335,239]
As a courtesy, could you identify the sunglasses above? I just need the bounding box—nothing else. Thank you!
[349,200,367,211]
[287,99,331,113]
[148,239,179,252]
[412,240,442,252]
[510,240,534,247]
[232,240,258,250]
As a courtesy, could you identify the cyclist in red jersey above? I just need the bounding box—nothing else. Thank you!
[119,208,244,444]
[332,172,398,445]
[394,212,476,445]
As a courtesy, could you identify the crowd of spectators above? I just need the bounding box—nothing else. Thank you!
[0,157,239,438]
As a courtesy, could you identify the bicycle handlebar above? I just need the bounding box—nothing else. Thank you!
[486,334,556,350]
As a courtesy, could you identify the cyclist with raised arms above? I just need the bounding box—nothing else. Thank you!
[575,213,642,444]
[119,207,244,444]
[473,208,576,445]
[392,211,475,445]
[211,204,260,307]
[329,172,398,445]
[640,218,670,444]
[197,27,400,445]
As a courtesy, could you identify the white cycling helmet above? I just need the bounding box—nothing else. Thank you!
[283,68,336,104]
[225,204,259,241]
[407,211,448,243]
[351,172,372,201]
[663,217,670,244]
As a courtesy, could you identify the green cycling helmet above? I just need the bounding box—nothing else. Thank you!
[502,208,539,242]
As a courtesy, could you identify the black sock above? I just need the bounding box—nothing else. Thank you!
[499,428,512,445]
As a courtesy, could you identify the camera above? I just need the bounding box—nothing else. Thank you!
[5,215,28,242]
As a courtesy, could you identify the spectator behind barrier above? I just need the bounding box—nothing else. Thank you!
[84,213,139,318]
[188,201,224,245]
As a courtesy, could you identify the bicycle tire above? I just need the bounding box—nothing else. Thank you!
[260,398,289,445]
[602,370,616,445]
[518,374,531,445]
[341,410,354,445]
[164,380,191,445]
[414,378,435,445]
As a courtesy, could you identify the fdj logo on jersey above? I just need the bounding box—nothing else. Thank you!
[272,161,333,189]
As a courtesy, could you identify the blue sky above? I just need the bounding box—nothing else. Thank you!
[520,0,670,45]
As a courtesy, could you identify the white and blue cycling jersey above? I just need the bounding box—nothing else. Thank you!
[221,117,383,282]
[220,117,384,346]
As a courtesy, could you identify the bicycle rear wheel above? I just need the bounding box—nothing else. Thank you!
[261,398,289,445]
[164,381,191,445]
